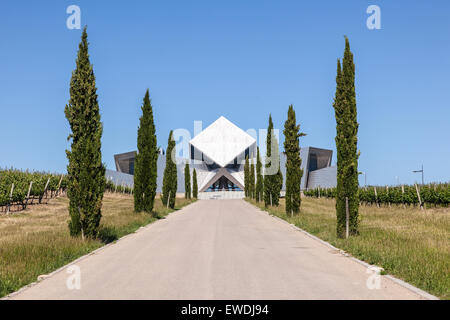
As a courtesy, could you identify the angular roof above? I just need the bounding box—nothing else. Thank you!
[199,168,244,192]
[189,116,256,167]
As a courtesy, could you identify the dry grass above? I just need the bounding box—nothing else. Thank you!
[247,197,450,299]
[0,193,195,298]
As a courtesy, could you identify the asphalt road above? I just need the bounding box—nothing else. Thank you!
[9,200,424,300]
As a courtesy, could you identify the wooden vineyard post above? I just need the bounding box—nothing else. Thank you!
[270,193,272,206]
[6,183,15,215]
[24,181,33,210]
[345,197,349,239]
[44,178,50,201]
[401,185,405,208]
[40,178,50,204]
[415,184,424,211]
[318,187,321,199]
[56,175,63,197]
[386,186,391,207]
[374,187,379,208]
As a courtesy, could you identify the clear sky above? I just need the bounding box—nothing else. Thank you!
[1,0,449,186]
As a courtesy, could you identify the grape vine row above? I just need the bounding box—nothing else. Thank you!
[0,169,133,213]
[304,183,450,207]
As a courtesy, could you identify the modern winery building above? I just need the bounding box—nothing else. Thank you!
[109,116,337,199]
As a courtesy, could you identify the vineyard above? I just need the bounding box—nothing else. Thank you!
[105,179,133,194]
[304,183,450,207]
[0,169,133,214]
[0,169,67,213]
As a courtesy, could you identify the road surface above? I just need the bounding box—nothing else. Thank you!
[9,200,424,299]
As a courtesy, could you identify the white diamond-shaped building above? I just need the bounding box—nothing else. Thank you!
[190,116,257,195]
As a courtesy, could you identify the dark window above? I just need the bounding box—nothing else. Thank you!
[206,176,242,192]
[129,160,135,175]
[309,154,318,171]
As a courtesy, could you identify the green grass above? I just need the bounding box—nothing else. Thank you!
[247,197,450,300]
[0,193,195,298]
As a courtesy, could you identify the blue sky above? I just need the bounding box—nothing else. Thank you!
[1,0,449,186]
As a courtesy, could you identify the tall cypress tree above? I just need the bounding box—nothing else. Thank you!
[264,115,273,206]
[333,37,360,237]
[192,168,198,199]
[184,162,191,199]
[272,135,283,206]
[255,147,263,202]
[283,105,306,215]
[264,115,282,206]
[244,155,249,197]
[162,131,177,208]
[134,89,158,213]
[249,155,255,199]
[65,27,106,239]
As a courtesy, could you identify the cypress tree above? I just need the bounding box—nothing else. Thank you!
[65,27,106,239]
[184,162,191,199]
[333,37,360,237]
[264,115,282,206]
[272,136,283,206]
[162,131,177,209]
[255,147,263,202]
[264,115,273,206]
[244,155,249,197]
[283,105,306,215]
[249,155,255,198]
[192,168,198,199]
[134,89,158,213]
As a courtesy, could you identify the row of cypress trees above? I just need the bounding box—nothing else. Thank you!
[245,148,264,202]
[245,37,360,238]
[245,112,297,210]
[244,155,257,198]
[260,110,304,214]
[184,163,198,199]
[65,28,358,239]
[263,115,283,207]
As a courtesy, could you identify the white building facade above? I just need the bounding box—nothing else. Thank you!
[189,116,256,199]
[111,116,337,199]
